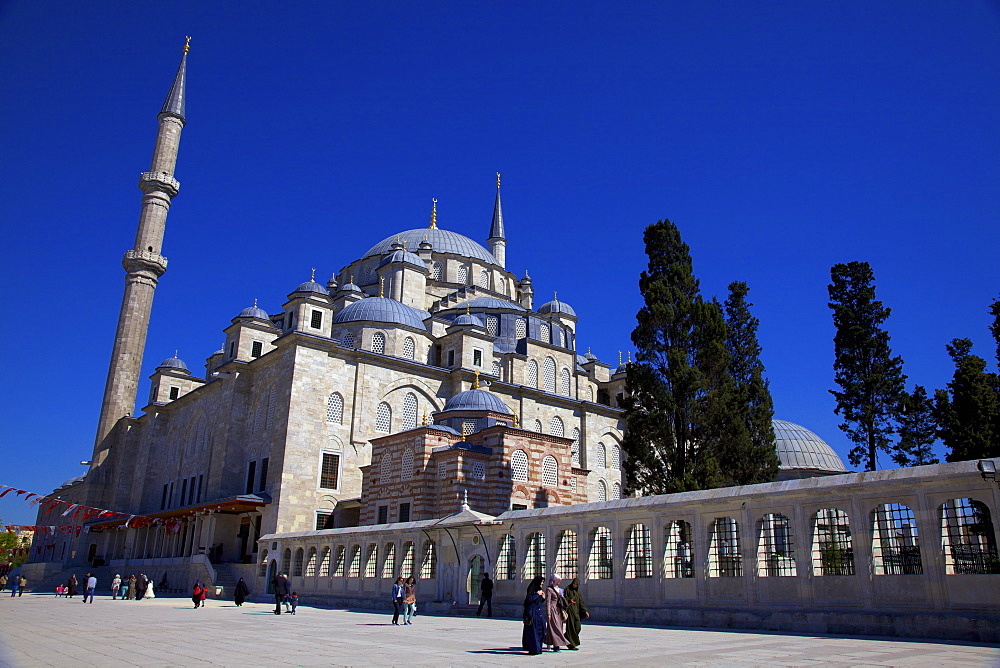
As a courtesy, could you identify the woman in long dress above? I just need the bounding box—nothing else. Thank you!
[234,578,250,607]
[521,576,546,655]
[543,576,571,652]
[563,577,589,650]
[144,578,155,599]
[66,574,78,599]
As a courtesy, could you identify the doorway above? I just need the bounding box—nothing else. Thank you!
[468,555,484,604]
[266,559,277,594]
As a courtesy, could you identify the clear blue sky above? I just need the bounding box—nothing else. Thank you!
[2,2,998,524]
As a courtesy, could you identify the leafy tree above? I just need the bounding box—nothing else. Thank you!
[936,338,1000,461]
[720,282,779,484]
[892,385,939,466]
[990,296,1000,369]
[828,261,906,471]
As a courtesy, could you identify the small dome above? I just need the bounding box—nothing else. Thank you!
[378,249,426,269]
[583,350,598,361]
[443,388,512,415]
[237,303,270,321]
[156,354,189,374]
[451,313,485,328]
[292,279,329,296]
[613,363,628,375]
[538,298,576,317]
[338,281,363,294]
[773,419,849,474]
[333,297,428,330]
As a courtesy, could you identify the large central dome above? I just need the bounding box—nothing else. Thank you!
[363,228,498,265]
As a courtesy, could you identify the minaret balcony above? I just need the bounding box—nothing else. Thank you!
[138,171,180,197]
[123,249,168,276]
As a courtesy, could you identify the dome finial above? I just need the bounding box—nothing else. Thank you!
[254,298,258,308]
[310,267,316,281]
[421,410,429,426]
[183,35,191,54]
[379,276,385,298]
[174,350,178,358]
[553,291,558,301]
[465,302,471,316]
[496,172,501,188]
[472,369,480,390]
[628,351,632,363]
[618,350,622,365]
[428,198,438,229]
[513,413,520,428]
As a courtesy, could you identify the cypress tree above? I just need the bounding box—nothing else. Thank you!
[937,339,1000,461]
[892,385,939,466]
[828,261,906,471]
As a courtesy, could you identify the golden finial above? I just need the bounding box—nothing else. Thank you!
[627,351,632,363]
[350,274,354,284]
[473,369,480,390]
[310,267,316,281]
[465,303,471,315]
[379,277,385,298]
[462,421,472,437]
[496,172,501,188]
[428,198,438,229]
[422,410,429,426]
[513,414,520,428]
[618,351,622,365]
[254,298,258,308]
[402,239,408,250]
[184,36,191,54]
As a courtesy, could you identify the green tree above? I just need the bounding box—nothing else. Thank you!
[892,385,939,466]
[989,296,1000,369]
[828,261,906,471]
[936,338,1000,461]
[720,282,780,484]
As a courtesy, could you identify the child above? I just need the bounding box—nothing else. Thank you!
[289,591,299,615]
[55,584,64,597]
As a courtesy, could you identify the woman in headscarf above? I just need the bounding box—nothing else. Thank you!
[521,576,546,655]
[234,577,250,607]
[563,577,589,650]
[192,580,204,608]
[66,574,78,599]
[543,575,571,652]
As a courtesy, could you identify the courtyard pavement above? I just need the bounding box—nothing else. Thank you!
[1,592,998,667]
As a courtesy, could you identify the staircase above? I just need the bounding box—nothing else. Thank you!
[24,564,114,595]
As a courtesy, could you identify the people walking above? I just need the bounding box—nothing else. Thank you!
[0,573,7,591]
[272,572,290,615]
[17,575,26,596]
[135,574,147,600]
[402,576,417,625]
[289,591,299,614]
[144,578,155,599]
[521,576,547,655]
[84,573,97,604]
[543,575,570,651]
[563,577,588,650]
[9,575,18,597]
[476,572,494,618]
[66,574,78,599]
[125,575,136,600]
[234,577,250,607]
[192,581,205,608]
[111,574,121,600]
[391,577,405,624]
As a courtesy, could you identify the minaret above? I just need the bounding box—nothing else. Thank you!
[487,172,506,268]
[93,39,190,459]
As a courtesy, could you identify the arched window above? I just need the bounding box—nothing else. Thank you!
[596,443,607,469]
[612,444,622,470]
[348,545,362,577]
[664,520,694,578]
[540,322,550,343]
[597,479,608,502]
[326,392,344,424]
[305,547,317,576]
[458,265,469,284]
[419,540,437,579]
[625,524,652,578]
[554,530,578,579]
[497,534,516,580]
[709,517,742,577]
[293,547,304,577]
[941,498,1000,574]
[341,331,355,348]
[549,416,564,437]
[872,503,922,575]
[515,318,527,339]
[319,547,331,577]
[281,548,291,575]
[612,482,622,499]
[253,402,263,434]
[400,541,415,578]
[376,402,391,433]
[543,357,556,393]
[333,545,346,577]
[479,269,489,288]
[382,542,396,579]
[525,532,546,578]
[266,389,276,430]
[758,513,796,576]
[510,450,529,482]
[371,332,386,355]
[379,455,392,485]
[401,450,414,481]
[402,393,418,429]
[571,428,581,467]
[811,509,854,576]
[542,455,558,487]
[258,549,269,577]
[527,359,538,387]
[561,368,571,396]
[486,316,498,336]
[533,419,543,433]
[588,385,594,402]
[491,361,501,378]
[431,263,442,280]
[364,543,378,578]
[402,337,415,359]
[588,527,613,579]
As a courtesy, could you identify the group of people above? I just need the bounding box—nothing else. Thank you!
[270,572,299,615]
[1,573,27,597]
[390,576,418,625]
[522,576,589,654]
[106,573,155,600]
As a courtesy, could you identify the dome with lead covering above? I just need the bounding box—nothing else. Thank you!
[451,313,485,328]
[292,279,329,296]
[156,354,189,374]
[237,303,270,321]
[363,228,498,266]
[773,419,850,477]
[378,249,426,269]
[538,298,576,317]
[445,296,526,312]
[443,388,512,415]
[333,297,428,330]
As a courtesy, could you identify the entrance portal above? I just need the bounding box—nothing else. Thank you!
[266,559,277,594]
[468,555,484,604]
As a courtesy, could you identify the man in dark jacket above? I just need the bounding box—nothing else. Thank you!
[135,574,148,600]
[477,572,494,617]
[272,573,290,615]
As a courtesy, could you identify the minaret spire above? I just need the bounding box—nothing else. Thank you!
[487,172,506,268]
[93,40,190,460]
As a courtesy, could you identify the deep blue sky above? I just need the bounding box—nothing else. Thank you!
[2,2,999,524]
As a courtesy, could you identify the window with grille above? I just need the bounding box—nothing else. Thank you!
[872,503,922,575]
[473,461,485,479]
[420,541,437,579]
[543,357,556,392]
[525,532,546,578]
[431,263,442,280]
[491,360,501,378]
[401,450,414,481]
[511,450,529,482]
[319,547,331,576]
[320,453,340,490]
[253,403,263,433]
[400,541,415,578]
[341,331,355,348]
[377,506,388,524]
[401,393,418,429]
[612,482,622,499]
[305,547,317,576]
[258,550,269,577]
[555,328,564,346]
[554,530,578,579]
[293,547,304,576]
[266,389,276,430]
[379,455,391,485]
[542,455,558,487]
[527,359,538,387]
[941,498,1000,574]
[533,419,542,433]
[399,503,410,522]
[326,392,344,424]
[612,444,622,470]
[561,368,571,396]
[348,545,362,577]
[376,402,391,433]
[371,332,386,354]
[571,429,581,467]
[333,546,346,577]
[540,323,550,343]
[310,309,323,329]
[315,512,333,530]
[757,513,796,576]
[597,479,608,502]
[811,508,854,576]
[462,420,477,436]
[589,527,613,579]
[486,316,498,336]
[259,458,268,492]
[382,542,396,578]
[479,269,489,288]
[364,544,378,578]
[515,318,527,339]
[546,417,562,438]
[403,337,415,359]
[458,265,468,284]
[664,520,695,578]
[625,523,653,578]
[709,517,743,577]
[596,443,607,468]
[497,534,516,580]
[252,340,263,358]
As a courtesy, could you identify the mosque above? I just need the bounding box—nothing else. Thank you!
[33,44,849,574]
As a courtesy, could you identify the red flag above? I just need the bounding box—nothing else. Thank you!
[0,488,14,498]
[82,508,99,522]
[23,493,36,501]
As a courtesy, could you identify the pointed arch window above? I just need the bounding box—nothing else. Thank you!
[571,428,581,467]
[419,540,437,579]
[510,450,529,483]
[612,444,622,470]
[326,392,344,424]
[348,545,362,577]
[319,547,331,577]
[708,517,743,577]
[497,534,517,580]
[266,389,276,430]
[364,543,378,578]
[305,547,318,576]
[379,455,392,485]
[872,503,922,575]
[293,547,304,576]
[554,530,578,579]
[479,269,489,288]
[431,263,442,280]
[542,455,558,487]
[402,337,415,360]
[281,548,291,575]
[458,265,469,284]
[525,532,546,579]
[941,498,999,574]
[401,449,414,481]
[596,443,607,469]
[333,545,346,577]
[382,542,396,579]
[402,392,418,429]
[588,527,613,579]
[527,359,538,387]
[811,508,854,576]
[515,318,527,339]
[400,541,415,578]
[491,360,502,378]
[758,513,796,577]
[543,357,556,393]
[540,322,550,343]
[375,402,391,433]
[549,416,564,437]
[597,479,608,502]
[533,419,543,433]
[258,549,269,577]
[341,331,355,348]
[612,482,622,499]
[561,368,571,396]
[371,332,386,355]
[486,315,498,336]
[664,521,694,578]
